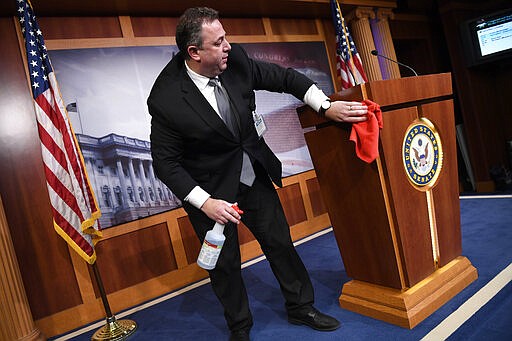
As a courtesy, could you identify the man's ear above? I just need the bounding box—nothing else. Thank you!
[187,46,201,62]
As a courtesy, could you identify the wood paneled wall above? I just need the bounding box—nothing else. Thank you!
[391,1,512,191]
[436,2,512,191]
[0,15,333,337]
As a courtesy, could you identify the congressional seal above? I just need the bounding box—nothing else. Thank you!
[402,118,443,190]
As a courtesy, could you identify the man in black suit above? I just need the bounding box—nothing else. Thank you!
[148,7,368,341]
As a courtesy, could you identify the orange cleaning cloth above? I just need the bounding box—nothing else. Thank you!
[349,99,383,163]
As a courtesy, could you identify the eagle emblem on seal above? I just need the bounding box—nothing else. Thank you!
[402,118,443,189]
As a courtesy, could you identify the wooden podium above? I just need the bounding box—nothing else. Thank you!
[298,73,477,328]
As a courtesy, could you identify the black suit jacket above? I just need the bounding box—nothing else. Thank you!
[148,44,314,213]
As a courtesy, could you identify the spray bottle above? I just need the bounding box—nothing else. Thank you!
[197,204,244,270]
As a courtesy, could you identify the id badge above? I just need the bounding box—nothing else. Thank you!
[253,111,267,138]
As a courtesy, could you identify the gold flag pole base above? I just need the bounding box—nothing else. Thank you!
[91,316,137,341]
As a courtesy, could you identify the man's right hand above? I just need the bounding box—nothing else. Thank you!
[201,198,242,225]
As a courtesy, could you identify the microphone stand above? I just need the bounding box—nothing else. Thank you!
[372,51,418,77]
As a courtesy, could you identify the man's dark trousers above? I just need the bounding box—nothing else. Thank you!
[188,163,315,332]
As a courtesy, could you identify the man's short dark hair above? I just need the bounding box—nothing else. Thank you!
[176,7,219,59]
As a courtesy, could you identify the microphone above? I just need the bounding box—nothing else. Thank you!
[371,49,418,77]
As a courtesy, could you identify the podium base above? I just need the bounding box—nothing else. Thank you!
[339,256,478,329]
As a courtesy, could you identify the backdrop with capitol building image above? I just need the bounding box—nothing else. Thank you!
[50,42,334,229]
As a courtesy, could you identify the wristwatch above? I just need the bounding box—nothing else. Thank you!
[319,99,331,116]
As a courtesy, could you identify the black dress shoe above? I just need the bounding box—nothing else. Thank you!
[288,306,340,331]
[229,328,250,341]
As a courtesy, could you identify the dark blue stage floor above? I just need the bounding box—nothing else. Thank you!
[55,195,512,341]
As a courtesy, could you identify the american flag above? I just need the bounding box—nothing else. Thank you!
[16,0,102,264]
[330,0,368,89]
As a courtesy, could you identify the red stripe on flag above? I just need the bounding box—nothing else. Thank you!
[338,59,352,89]
[36,121,69,171]
[52,207,94,256]
[353,57,368,83]
[43,163,85,223]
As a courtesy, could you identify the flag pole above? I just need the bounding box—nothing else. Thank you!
[91,262,137,341]
[76,99,84,134]
[336,0,361,85]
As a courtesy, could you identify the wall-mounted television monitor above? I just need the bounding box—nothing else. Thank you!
[460,8,512,67]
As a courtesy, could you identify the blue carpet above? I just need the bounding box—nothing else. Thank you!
[60,196,512,340]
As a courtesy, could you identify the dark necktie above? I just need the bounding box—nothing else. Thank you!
[208,78,238,137]
[208,78,255,186]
